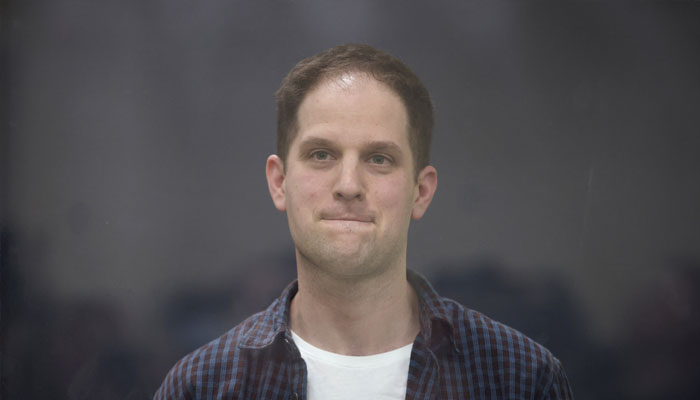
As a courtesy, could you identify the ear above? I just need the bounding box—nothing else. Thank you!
[266,155,287,212]
[411,165,438,220]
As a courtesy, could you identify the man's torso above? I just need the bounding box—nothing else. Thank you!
[154,271,573,400]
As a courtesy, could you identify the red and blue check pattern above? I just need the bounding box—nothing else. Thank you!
[155,270,573,399]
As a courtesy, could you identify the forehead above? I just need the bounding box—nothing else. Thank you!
[294,73,411,147]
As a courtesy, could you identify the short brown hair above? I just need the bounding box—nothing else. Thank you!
[275,43,434,176]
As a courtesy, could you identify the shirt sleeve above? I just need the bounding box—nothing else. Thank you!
[543,358,574,400]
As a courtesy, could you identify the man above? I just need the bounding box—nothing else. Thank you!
[155,44,573,399]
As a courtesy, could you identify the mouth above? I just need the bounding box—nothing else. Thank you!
[320,213,374,224]
[321,217,374,224]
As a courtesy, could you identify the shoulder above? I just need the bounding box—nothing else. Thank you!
[443,296,553,362]
[153,310,268,400]
[441,298,573,398]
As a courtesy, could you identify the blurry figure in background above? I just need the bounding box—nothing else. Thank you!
[154,44,573,399]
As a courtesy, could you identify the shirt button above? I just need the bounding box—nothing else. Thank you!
[290,392,299,400]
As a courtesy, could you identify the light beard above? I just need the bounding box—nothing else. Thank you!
[293,233,405,282]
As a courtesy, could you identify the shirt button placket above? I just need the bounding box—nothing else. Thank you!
[283,336,303,400]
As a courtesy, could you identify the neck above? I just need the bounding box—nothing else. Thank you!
[290,254,420,356]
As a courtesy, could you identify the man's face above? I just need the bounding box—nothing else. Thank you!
[267,73,436,278]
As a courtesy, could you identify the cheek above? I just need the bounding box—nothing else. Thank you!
[372,177,415,213]
[287,173,325,209]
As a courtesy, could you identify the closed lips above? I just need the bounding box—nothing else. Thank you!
[321,215,374,223]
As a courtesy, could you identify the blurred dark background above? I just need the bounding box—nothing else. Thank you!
[2,1,699,399]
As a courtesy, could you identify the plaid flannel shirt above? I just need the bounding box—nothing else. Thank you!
[155,270,573,399]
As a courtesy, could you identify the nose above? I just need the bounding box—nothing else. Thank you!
[333,158,365,201]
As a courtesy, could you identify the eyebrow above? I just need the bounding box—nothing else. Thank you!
[297,137,404,155]
[363,140,403,155]
[297,137,335,153]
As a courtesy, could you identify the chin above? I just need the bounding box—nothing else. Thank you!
[302,243,380,276]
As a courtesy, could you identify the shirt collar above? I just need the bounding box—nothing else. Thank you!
[406,269,457,347]
[239,279,298,349]
[239,269,456,351]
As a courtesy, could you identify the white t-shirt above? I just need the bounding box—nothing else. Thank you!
[290,330,413,400]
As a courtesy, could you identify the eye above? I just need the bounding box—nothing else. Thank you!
[311,150,331,161]
[369,155,390,165]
